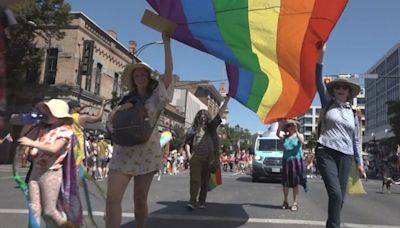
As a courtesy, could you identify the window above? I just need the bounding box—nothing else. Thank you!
[94,63,102,95]
[113,73,119,95]
[85,74,92,91]
[44,48,58,85]
[376,62,386,78]
[357,98,366,105]
[376,78,385,94]
[386,67,399,90]
[386,49,398,73]
[258,139,283,151]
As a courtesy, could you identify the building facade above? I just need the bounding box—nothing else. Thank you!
[172,80,224,130]
[36,12,133,105]
[364,42,399,155]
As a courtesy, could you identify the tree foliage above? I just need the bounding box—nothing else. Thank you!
[220,124,253,153]
[171,125,185,150]
[7,0,71,91]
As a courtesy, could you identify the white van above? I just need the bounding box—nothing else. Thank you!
[252,132,284,182]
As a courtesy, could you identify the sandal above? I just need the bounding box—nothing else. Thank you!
[281,201,289,209]
[291,203,298,211]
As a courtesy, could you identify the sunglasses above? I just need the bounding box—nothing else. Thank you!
[333,84,349,90]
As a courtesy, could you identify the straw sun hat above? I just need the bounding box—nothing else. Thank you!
[121,62,156,90]
[39,99,72,119]
[326,77,361,99]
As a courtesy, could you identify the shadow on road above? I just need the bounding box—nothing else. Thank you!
[121,200,250,228]
[235,175,282,184]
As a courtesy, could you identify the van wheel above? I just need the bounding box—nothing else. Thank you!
[252,176,259,182]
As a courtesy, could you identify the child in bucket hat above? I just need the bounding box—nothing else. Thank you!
[18,99,81,226]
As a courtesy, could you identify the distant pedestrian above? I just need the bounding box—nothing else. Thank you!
[276,119,307,212]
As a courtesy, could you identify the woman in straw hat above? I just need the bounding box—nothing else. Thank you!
[276,119,307,212]
[315,45,366,228]
[105,33,175,228]
[18,99,78,227]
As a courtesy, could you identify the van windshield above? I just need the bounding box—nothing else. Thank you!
[258,139,283,151]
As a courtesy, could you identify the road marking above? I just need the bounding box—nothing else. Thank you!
[0,209,397,228]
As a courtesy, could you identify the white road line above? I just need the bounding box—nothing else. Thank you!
[0,209,397,228]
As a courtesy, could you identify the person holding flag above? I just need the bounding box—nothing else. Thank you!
[315,45,366,228]
[184,95,229,210]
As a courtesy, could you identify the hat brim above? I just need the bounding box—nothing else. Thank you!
[327,80,361,99]
[38,101,72,119]
[122,63,154,90]
[283,119,300,131]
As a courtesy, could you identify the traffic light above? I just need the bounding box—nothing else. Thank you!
[81,40,94,75]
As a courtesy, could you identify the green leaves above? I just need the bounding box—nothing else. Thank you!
[6,0,72,93]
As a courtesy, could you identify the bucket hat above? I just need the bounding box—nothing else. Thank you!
[326,77,361,99]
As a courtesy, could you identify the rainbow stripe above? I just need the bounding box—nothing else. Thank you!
[208,167,222,191]
[147,0,348,123]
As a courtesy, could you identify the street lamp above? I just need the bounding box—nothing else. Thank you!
[133,41,163,63]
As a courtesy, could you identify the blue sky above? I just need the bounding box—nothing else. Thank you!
[66,0,400,133]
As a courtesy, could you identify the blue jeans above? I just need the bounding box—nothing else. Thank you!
[316,144,352,228]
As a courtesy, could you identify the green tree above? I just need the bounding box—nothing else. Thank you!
[306,132,318,151]
[219,124,252,153]
[171,125,185,150]
[7,0,71,97]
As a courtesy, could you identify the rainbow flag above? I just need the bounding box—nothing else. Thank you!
[208,167,222,191]
[146,0,348,123]
[160,131,173,147]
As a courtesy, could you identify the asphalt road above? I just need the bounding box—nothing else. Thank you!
[0,165,399,228]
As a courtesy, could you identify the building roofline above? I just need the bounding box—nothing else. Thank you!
[70,11,134,59]
[367,42,400,73]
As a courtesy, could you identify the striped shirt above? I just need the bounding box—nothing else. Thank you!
[316,64,363,166]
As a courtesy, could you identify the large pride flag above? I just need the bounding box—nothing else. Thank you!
[146,0,348,123]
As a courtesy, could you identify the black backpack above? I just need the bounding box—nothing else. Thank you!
[107,94,155,146]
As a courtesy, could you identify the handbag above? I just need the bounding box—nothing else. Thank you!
[107,95,158,146]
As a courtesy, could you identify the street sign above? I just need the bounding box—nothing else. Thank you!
[81,40,94,75]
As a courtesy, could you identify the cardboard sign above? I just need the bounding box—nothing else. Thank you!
[141,9,176,35]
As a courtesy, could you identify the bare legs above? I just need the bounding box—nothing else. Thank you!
[105,170,155,228]
[282,186,299,210]
[133,172,155,228]
[105,170,131,228]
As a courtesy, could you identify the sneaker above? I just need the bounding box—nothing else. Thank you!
[187,203,195,210]
[281,201,289,209]
[198,203,206,209]
[290,203,298,211]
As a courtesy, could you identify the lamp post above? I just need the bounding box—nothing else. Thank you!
[132,41,163,63]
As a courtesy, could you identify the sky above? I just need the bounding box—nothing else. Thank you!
[65,0,400,133]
